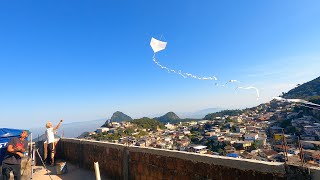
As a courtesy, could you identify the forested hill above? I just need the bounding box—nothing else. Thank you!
[101,111,132,127]
[203,109,243,120]
[131,117,165,131]
[154,112,181,123]
[283,76,320,99]
[110,111,133,122]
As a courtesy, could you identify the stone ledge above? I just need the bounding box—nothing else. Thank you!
[59,138,320,179]
[62,138,284,174]
[129,145,285,174]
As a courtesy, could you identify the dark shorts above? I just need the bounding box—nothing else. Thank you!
[2,162,21,180]
[46,143,55,164]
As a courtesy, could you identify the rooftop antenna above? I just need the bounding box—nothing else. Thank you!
[281,129,289,163]
[297,137,305,167]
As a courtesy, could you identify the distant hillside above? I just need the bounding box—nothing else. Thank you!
[111,111,133,122]
[278,76,320,120]
[283,76,320,99]
[154,112,180,123]
[77,132,90,139]
[203,109,243,120]
[178,108,224,119]
[102,111,132,126]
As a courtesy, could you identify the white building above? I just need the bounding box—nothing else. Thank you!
[165,123,176,130]
[96,127,109,133]
[190,145,208,154]
[288,148,300,155]
[183,130,191,135]
[244,133,259,141]
[236,126,246,133]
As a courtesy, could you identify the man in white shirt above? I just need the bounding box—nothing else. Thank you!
[45,119,63,165]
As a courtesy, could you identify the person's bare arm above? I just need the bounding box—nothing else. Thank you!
[53,119,63,130]
[15,146,25,152]
[7,144,16,153]
[7,144,24,157]
[16,152,24,157]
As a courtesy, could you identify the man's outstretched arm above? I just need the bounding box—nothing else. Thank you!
[53,119,63,130]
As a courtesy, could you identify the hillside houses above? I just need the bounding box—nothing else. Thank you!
[83,96,320,166]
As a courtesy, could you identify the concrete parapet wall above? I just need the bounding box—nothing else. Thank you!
[56,138,125,179]
[56,138,319,180]
[129,146,285,180]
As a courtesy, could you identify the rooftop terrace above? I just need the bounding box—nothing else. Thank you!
[29,138,320,179]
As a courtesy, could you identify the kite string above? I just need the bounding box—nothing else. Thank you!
[154,53,260,99]
[215,80,260,100]
[236,86,260,100]
[153,55,218,80]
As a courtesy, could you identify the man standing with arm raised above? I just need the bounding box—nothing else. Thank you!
[45,119,63,166]
[1,130,28,180]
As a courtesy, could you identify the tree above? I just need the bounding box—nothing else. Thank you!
[286,126,297,134]
[106,133,120,141]
[225,117,232,123]
[204,123,213,130]
[138,131,148,137]
[205,139,226,154]
[124,128,135,135]
[117,129,124,136]
[280,119,291,128]
[203,109,243,120]
[217,148,225,155]
[251,142,258,150]
[131,117,165,130]
[190,137,200,144]
[230,126,236,133]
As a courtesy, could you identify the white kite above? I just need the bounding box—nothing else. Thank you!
[150,37,218,81]
[150,37,167,53]
[150,37,260,99]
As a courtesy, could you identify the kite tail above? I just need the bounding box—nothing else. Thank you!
[236,86,260,100]
[152,54,218,81]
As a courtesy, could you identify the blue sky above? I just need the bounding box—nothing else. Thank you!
[1,1,320,128]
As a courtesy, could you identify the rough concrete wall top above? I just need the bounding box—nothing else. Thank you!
[310,166,320,180]
[62,138,285,175]
[129,145,285,174]
[62,138,126,150]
